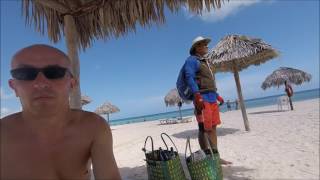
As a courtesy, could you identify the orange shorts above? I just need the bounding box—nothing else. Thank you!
[195,102,221,131]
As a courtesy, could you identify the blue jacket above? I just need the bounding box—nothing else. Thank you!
[184,55,221,103]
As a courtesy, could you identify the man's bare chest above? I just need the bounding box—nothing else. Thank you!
[2,130,92,179]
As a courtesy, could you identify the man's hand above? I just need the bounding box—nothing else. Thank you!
[217,96,224,106]
[193,92,204,112]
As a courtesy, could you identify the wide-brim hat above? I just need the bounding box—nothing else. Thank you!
[189,36,211,55]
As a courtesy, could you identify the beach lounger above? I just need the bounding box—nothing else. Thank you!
[160,118,179,125]
[179,116,193,123]
[160,116,193,125]
[277,96,290,111]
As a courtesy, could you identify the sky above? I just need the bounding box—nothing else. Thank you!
[1,0,319,120]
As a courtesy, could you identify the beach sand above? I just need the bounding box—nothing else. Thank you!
[111,98,319,180]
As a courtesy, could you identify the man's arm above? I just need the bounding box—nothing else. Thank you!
[91,116,121,180]
[185,57,204,112]
[184,56,200,94]
[217,94,224,106]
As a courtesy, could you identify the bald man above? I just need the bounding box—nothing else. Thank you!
[1,44,121,180]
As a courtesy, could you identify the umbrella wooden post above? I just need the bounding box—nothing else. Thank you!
[64,15,82,109]
[233,70,250,131]
[107,113,110,123]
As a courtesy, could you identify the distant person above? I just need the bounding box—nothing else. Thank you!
[226,100,231,111]
[178,101,183,120]
[182,36,231,165]
[284,80,294,110]
[1,44,121,180]
[285,81,293,97]
[235,99,239,110]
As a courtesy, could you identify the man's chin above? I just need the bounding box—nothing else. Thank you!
[32,99,57,109]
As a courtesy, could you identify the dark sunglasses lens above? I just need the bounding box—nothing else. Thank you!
[43,67,67,79]
[11,68,38,80]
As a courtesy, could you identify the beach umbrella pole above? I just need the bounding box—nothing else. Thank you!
[64,15,82,109]
[233,69,250,131]
[107,113,110,123]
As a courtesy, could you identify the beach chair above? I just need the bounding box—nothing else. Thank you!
[277,96,290,111]
[160,118,178,125]
[179,116,193,123]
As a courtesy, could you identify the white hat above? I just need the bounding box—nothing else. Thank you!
[189,36,211,55]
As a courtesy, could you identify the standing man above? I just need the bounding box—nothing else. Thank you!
[183,36,231,165]
[1,44,121,180]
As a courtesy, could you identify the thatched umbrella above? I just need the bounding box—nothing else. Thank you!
[81,95,92,106]
[22,0,226,109]
[208,34,279,131]
[95,102,120,122]
[261,67,312,110]
[164,88,191,120]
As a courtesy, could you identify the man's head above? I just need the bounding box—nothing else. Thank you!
[189,36,211,56]
[9,44,76,112]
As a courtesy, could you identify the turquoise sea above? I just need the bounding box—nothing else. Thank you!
[110,88,319,126]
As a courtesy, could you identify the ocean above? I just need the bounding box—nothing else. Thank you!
[109,88,319,126]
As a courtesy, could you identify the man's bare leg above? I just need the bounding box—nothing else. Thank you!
[198,131,208,150]
[208,126,232,165]
[207,127,218,149]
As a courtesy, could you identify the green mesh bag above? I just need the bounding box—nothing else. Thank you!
[142,133,186,180]
[185,135,223,180]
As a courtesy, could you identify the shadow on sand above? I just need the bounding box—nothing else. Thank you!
[119,165,147,180]
[222,165,255,180]
[171,127,240,140]
[248,109,288,115]
[119,163,254,180]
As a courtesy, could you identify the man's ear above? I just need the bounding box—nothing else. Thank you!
[70,77,78,89]
[8,79,19,97]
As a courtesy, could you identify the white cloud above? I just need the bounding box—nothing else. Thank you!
[0,87,15,100]
[215,71,270,100]
[143,95,164,104]
[109,95,165,118]
[1,107,10,114]
[185,0,262,22]
[94,64,102,70]
[1,107,18,118]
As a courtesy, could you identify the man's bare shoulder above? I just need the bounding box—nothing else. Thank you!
[1,112,22,128]
[69,110,110,131]
[1,113,26,142]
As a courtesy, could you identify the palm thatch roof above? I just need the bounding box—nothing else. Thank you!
[81,95,92,106]
[95,102,120,115]
[23,0,225,50]
[208,34,279,72]
[164,88,190,107]
[164,88,191,120]
[261,67,312,90]
[207,34,279,131]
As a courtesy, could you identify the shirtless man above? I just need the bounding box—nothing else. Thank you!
[1,44,121,180]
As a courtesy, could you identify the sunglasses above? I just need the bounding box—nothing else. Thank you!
[196,43,208,48]
[10,65,71,81]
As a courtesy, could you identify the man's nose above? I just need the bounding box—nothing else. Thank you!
[32,72,50,89]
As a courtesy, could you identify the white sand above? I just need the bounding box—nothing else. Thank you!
[111,99,319,180]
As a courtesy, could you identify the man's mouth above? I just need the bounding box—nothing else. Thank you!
[33,95,54,100]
